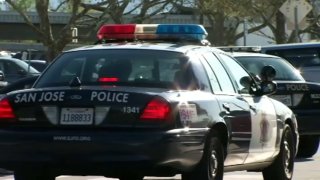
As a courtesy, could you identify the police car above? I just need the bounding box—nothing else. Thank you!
[0,24,298,180]
[230,51,319,158]
[261,42,320,83]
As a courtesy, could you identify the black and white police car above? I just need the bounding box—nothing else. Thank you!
[0,24,298,180]
[227,51,320,158]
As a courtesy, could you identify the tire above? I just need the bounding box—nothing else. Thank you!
[181,136,224,180]
[14,170,55,180]
[297,135,319,158]
[262,124,294,180]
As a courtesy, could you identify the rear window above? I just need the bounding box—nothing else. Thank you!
[235,56,305,81]
[265,48,320,68]
[35,49,196,89]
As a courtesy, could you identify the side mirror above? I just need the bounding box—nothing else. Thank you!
[0,71,4,81]
[260,81,277,95]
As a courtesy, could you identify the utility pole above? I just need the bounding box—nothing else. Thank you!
[243,19,248,46]
[294,6,301,42]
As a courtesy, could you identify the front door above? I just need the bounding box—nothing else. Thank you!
[242,95,278,163]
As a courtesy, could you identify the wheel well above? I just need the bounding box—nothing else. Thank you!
[210,123,228,156]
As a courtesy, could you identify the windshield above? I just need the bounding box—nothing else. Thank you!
[35,49,195,89]
[14,59,39,74]
[235,56,305,81]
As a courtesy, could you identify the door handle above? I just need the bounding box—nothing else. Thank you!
[249,104,257,111]
[222,103,230,112]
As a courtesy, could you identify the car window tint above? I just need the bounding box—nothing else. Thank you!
[35,49,195,90]
[236,56,304,81]
[266,48,320,68]
[219,53,252,94]
[202,52,235,94]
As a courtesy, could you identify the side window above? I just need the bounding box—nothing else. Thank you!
[200,56,221,92]
[203,52,235,94]
[5,61,22,74]
[218,53,252,94]
[187,53,211,92]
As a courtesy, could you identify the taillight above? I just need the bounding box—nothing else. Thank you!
[140,98,171,122]
[0,98,15,119]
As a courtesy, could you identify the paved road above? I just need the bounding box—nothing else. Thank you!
[0,148,319,180]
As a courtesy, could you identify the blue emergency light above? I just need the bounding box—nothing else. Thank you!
[97,24,208,42]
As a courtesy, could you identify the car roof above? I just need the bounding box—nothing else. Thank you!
[228,52,282,59]
[23,60,47,63]
[262,42,320,50]
[0,57,25,62]
[66,43,222,54]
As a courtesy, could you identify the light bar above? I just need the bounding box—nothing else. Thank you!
[97,24,208,42]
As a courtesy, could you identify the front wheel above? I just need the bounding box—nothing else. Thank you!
[297,135,319,158]
[181,137,224,180]
[262,124,294,180]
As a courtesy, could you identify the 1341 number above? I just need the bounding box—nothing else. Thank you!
[123,107,140,114]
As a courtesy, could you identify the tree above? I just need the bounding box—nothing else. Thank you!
[248,0,320,44]
[5,0,93,61]
[80,0,174,24]
[5,0,174,61]
[170,0,270,45]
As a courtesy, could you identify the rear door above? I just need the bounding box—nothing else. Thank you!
[200,51,252,166]
[218,53,278,163]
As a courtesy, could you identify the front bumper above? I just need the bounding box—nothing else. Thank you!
[293,109,320,135]
[0,128,207,176]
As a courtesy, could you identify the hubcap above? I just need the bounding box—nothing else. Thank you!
[210,150,218,177]
[283,140,292,178]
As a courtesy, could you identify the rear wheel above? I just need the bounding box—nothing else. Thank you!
[181,136,224,180]
[297,135,319,158]
[262,124,294,180]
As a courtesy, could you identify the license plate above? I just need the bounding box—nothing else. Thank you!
[60,108,94,125]
[271,95,292,106]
